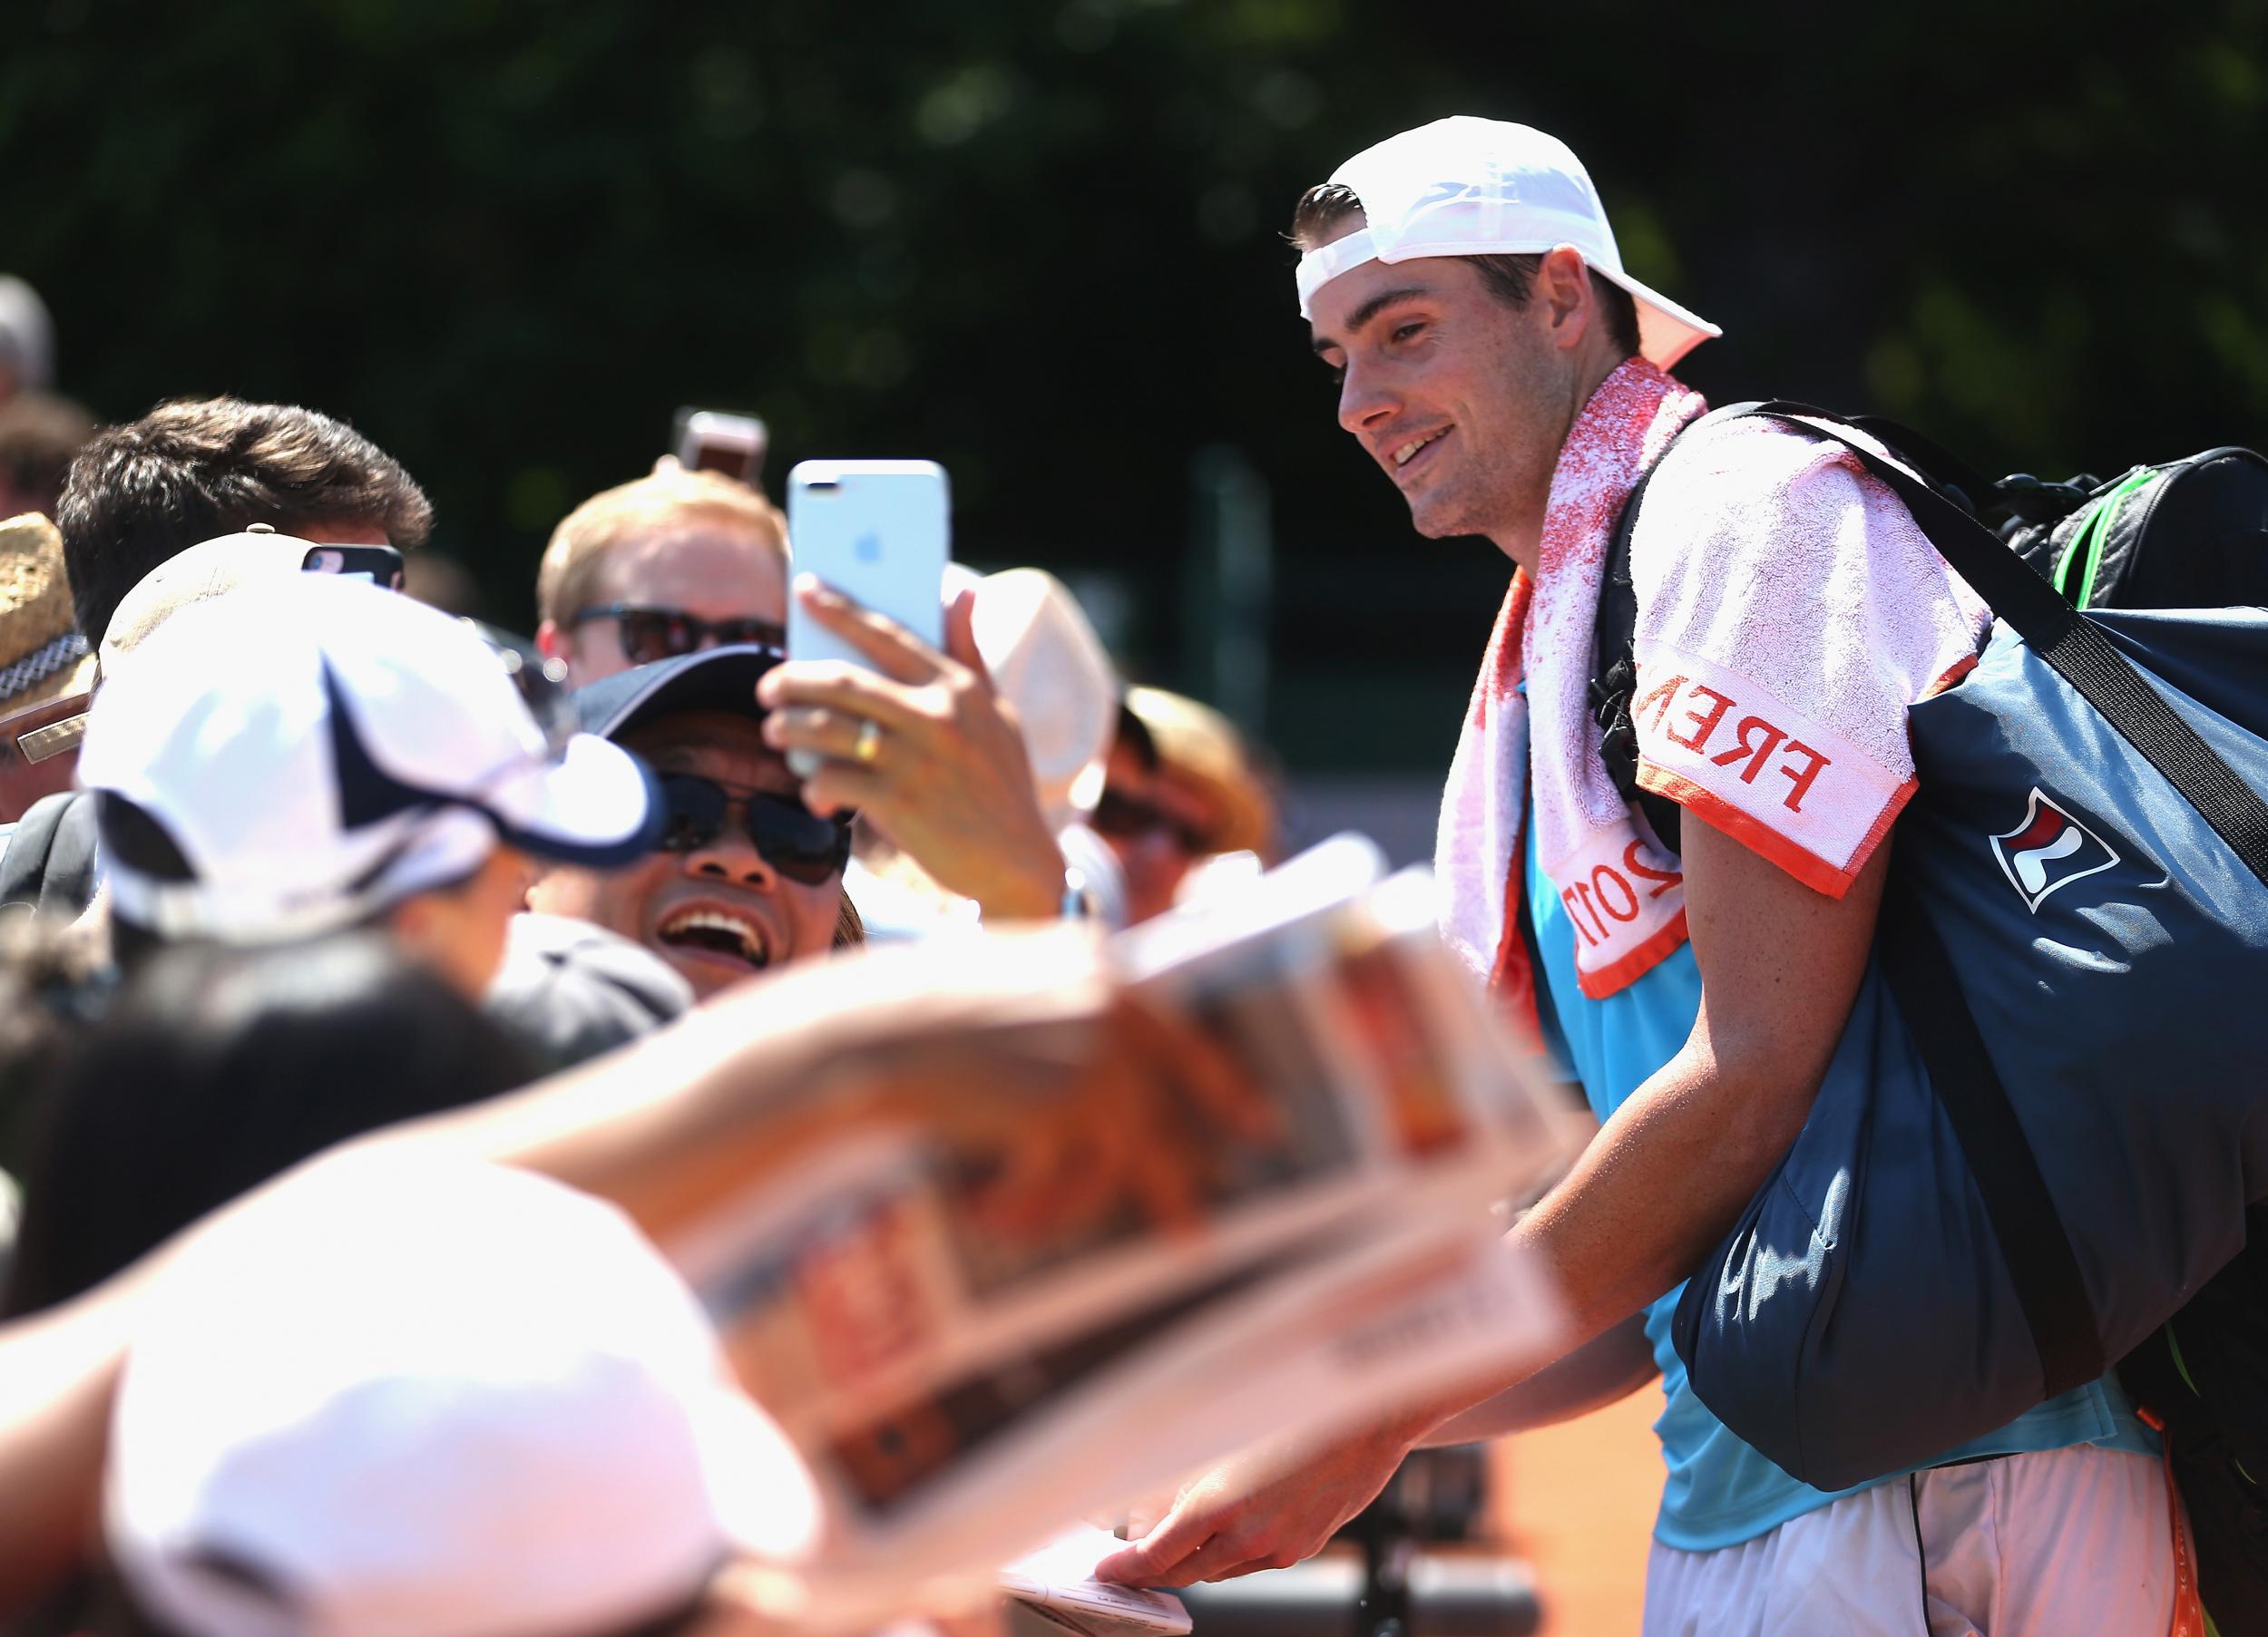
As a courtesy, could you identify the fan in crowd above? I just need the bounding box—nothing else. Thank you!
[534,463,789,688]
[530,645,861,997]
[0,352,1306,1637]
[1098,685,1278,925]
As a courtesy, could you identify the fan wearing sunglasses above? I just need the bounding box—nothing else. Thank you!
[528,648,850,999]
[533,465,788,687]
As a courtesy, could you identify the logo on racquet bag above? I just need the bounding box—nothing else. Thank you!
[1990,788,2121,913]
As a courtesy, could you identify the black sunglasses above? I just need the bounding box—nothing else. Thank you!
[1091,786,1211,854]
[568,605,787,667]
[657,775,851,885]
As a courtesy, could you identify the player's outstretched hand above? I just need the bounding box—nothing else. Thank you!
[1091,1410,1434,1587]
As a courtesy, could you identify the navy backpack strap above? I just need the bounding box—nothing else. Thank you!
[1589,403,1770,854]
[1591,452,1680,853]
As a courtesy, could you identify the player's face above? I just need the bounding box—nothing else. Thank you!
[1306,238,1569,544]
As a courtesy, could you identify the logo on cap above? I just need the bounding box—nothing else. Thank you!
[1413,180,1491,209]
[1990,788,2120,913]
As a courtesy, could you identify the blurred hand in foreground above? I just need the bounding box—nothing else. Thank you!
[758,580,1067,920]
[1092,1407,1442,1586]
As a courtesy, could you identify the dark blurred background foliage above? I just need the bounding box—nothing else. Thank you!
[5,0,2264,774]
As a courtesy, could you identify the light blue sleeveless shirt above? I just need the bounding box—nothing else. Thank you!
[1522,805,2158,1551]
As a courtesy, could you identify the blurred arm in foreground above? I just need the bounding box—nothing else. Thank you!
[0,926,1258,1616]
[1420,1309,1659,1445]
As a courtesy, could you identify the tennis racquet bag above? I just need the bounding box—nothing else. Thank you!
[1665,408,2268,1503]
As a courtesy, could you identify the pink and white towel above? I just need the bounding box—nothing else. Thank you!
[1435,361,1990,1018]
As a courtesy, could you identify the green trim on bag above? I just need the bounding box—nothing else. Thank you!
[2053,468,2158,610]
[2170,1322,2259,1486]
[2167,1320,2202,1398]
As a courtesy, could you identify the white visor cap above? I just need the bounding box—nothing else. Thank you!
[1295,116,1722,371]
[105,1155,820,1637]
[80,574,659,942]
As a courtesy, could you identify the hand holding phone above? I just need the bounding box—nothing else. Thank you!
[761,464,1069,915]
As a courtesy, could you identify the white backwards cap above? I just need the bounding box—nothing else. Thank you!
[1295,116,1721,370]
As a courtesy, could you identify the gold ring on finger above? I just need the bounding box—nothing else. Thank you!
[854,717,883,765]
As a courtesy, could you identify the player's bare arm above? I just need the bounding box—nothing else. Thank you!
[1097,811,1889,1587]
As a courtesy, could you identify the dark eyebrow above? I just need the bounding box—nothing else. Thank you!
[1310,287,1432,355]
[641,733,801,783]
[623,734,709,775]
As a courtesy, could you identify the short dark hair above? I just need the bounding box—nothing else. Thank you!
[0,920,104,1183]
[54,397,432,644]
[1288,181,1643,360]
[2,933,532,1318]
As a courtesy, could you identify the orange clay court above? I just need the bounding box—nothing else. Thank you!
[1491,1384,1665,1635]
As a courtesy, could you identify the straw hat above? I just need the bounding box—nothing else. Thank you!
[0,512,94,712]
[1123,686,1276,860]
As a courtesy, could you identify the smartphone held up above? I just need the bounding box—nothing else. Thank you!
[783,458,953,778]
[786,460,952,658]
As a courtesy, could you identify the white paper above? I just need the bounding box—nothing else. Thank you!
[1000,1526,1191,1637]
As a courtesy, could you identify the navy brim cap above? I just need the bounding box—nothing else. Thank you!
[572,645,782,744]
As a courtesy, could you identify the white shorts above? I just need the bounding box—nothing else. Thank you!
[1641,1447,2175,1637]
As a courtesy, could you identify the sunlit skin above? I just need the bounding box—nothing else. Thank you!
[386,845,533,999]
[757,581,1069,921]
[527,712,842,1000]
[299,520,395,549]
[1304,219,1622,574]
[1098,739,1185,926]
[537,521,788,687]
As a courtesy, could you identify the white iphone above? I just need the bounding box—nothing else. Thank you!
[785,459,952,773]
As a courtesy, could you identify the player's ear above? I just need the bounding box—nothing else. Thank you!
[1539,246,1593,340]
